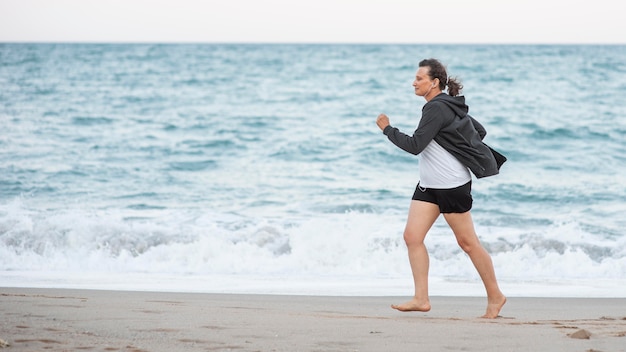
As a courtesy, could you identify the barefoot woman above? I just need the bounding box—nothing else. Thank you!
[376,58,506,318]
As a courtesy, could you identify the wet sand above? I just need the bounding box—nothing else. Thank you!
[1,287,625,351]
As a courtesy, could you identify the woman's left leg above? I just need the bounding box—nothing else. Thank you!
[443,211,506,318]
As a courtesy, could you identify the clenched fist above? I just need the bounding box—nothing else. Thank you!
[376,113,390,131]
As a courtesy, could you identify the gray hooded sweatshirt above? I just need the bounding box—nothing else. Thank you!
[382,93,504,178]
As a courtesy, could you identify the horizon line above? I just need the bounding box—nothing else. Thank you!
[2,40,625,46]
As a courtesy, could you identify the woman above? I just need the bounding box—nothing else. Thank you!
[376,58,506,319]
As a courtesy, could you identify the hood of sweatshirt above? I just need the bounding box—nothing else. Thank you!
[430,93,469,118]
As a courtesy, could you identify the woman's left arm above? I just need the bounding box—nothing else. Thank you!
[468,115,487,140]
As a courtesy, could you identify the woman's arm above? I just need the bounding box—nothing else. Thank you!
[468,115,487,140]
[379,104,446,155]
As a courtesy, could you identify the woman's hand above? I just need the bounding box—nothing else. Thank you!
[376,113,390,131]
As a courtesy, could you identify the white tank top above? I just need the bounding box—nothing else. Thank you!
[418,140,471,189]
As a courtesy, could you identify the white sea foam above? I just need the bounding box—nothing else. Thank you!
[2,199,625,297]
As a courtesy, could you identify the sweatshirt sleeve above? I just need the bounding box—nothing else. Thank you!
[382,103,446,155]
[468,115,487,140]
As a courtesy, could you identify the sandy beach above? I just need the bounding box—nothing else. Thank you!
[1,287,625,352]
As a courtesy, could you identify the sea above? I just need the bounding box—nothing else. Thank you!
[1,44,625,297]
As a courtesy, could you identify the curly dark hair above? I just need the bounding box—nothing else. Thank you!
[418,58,463,97]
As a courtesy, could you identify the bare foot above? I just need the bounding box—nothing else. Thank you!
[481,295,506,319]
[391,298,431,312]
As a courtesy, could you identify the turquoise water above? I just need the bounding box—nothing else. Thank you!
[1,44,625,296]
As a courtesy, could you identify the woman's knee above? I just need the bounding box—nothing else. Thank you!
[456,239,473,253]
[403,229,426,248]
[456,235,481,254]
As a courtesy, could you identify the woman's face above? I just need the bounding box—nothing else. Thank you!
[413,66,436,97]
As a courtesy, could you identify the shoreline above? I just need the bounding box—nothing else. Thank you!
[3,271,626,298]
[1,287,625,351]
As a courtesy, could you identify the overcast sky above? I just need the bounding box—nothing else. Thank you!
[1,0,623,44]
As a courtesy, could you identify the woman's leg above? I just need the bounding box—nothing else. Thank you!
[443,211,506,318]
[391,200,440,312]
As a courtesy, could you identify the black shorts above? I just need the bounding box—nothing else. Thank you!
[411,181,473,213]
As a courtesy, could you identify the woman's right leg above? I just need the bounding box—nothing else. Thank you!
[391,200,440,312]
[443,211,506,318]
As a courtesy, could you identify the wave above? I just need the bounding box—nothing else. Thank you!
[1,200,624,282]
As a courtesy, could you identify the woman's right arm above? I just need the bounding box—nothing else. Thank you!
[380,104,446,155]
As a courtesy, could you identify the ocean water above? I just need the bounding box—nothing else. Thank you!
[1,44,625,297]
